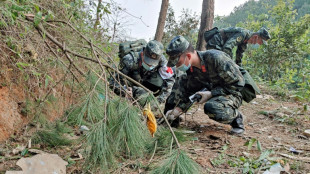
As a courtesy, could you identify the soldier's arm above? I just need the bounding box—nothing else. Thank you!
[222,33,244,57]
[157,74,175,103]
[109,54,134,94]
[236,43,247,66]
[211,59,245,97]
[164,74,193,112]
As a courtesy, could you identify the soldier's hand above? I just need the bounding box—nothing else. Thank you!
[126,87,132,96]
[196,91,212,104]
[166,107,182,121]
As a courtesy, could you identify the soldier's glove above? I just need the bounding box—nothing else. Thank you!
[158,107,182,124]
[195,91,212,104]
[166,107,182,121]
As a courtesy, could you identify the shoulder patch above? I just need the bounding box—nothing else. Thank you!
[236,36,243,42]
[119,62,124,70]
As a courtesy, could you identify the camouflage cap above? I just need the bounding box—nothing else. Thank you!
[257,27,271,40]
[166,36,189,67]
[144,40,164,66]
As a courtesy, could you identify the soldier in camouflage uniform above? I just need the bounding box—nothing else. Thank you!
[164,36,245,134]
[110,40,175,106]
[204,27,271,66]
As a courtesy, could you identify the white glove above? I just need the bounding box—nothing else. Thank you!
[196,91,212,104]
[166,107,182,121]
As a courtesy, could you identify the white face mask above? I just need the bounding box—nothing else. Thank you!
[177,63,191,72]
[142,62,155,71]
[249,43,260,49]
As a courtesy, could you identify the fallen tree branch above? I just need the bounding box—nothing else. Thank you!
[279,153,310,163]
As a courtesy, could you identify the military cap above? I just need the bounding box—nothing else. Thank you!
[144,40,164,66]
[166,35,189,67]
[257,27,271,40]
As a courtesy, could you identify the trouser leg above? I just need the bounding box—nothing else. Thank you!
[203,95,244,134]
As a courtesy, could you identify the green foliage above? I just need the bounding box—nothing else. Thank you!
[110,100,150,158]
[244,138,262,151]
[150,149,201,174]
[214,0,310,28]
[240,0,310,101]
[210,145,229,167]
[162,5,199,48]
[147,127,188,155]
[85,120,117,171]
[32,121,73,147]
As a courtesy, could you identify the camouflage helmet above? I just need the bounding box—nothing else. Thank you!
[166,35,190,67]
[143,40,164,66]
[256,27,271,40]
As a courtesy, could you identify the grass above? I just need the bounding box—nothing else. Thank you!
[32,120,73,147]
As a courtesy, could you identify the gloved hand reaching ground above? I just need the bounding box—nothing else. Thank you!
[158,107,183,125]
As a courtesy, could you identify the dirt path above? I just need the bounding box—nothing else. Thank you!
[181,93,310,173]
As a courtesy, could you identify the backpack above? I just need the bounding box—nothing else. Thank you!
[118,39,147,58]
[204,27,219,41]
[239,67,260,103]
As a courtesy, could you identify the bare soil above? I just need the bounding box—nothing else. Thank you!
[180,91,310,173]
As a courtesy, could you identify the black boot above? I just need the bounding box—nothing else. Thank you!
[230,112,245,135]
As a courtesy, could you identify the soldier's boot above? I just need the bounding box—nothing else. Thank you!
[230,112,245,135]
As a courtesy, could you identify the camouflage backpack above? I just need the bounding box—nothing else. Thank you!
[118,39,147,58]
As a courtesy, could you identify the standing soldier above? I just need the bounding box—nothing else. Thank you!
[164,36,245,135]
[110,40,175,107]
[204,27,271,66]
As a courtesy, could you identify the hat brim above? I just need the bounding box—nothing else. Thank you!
[144,54,159,66]
[167,56,179,67]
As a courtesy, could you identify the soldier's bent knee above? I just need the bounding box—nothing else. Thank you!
[204,102,234,123]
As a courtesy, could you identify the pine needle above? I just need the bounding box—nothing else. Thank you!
[110,100,150,158]
[147,128,187,155]
[150,149,202,174]
[85,120,117,171]
[32,130,72,147]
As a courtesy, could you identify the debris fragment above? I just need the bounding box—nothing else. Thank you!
[289,147,303,154]
[279,153,310,163]
[143,103,157,137]
[12,145,26,155]
[263,163,285,174]
[79,125,90,132]
[5,153,68,174]
[304,129,310,138]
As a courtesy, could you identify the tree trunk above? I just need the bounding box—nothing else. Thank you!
[94,0,103,30]
[196,0,214,51]
[154,0,169,42]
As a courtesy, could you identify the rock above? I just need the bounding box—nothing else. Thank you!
[304,129,310,138]
[5,153,68,174]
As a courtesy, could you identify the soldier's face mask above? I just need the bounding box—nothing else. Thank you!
[176,54,191,72]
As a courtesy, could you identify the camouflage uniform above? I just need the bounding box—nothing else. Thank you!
[110,41,175,106]
[165,49,245,123]
[204,27,270,66]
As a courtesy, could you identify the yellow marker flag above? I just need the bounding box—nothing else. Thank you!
[143,103,157,137]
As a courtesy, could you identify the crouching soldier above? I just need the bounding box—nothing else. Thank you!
[109,40,175,107]
[164,36,246,135]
